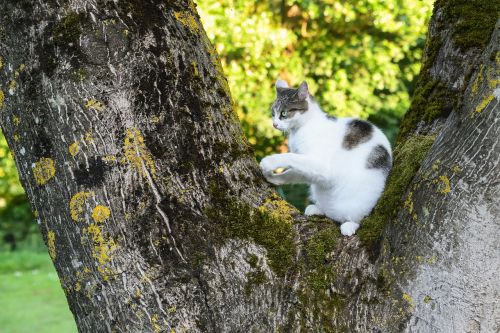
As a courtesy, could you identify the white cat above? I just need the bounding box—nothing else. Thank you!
[260,80,392,236]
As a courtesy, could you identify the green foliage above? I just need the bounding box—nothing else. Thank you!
[198,0,434,158]
[0,130,36,249]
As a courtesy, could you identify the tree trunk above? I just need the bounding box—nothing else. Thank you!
[0,1,498,332]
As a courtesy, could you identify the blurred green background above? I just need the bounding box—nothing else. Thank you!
[0,0,433,331]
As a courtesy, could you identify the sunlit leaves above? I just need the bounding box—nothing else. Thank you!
[198,0,434,155]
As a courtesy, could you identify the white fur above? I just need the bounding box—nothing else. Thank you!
[276,79,289,89]
[260,91,392,236]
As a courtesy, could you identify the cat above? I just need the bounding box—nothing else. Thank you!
[260,80,392,236]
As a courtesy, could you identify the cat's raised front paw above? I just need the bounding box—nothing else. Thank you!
[260,154,288,174]
[260,154,292,185]
[305,204,324,216]
[340,221,359,236]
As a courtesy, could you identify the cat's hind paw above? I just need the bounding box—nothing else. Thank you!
[305,204,324,216]
[340,221,359,236]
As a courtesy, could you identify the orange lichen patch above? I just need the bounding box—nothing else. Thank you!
[121,128,156,178]
[475,95,494,113]
[70,191,92,222]
[33,157,56,185]
[85,222,117,281]
[47,230,56,260]
[68,142,80,156]
[92,205,111,223]
[84,99,103,111]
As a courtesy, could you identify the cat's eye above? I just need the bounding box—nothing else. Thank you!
[280,111,288,118]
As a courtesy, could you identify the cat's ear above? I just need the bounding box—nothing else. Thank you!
[297,81,309,100]
[276,79,289,90]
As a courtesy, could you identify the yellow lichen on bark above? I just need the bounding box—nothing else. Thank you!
[84,132,94,142]
[85,99,103,111]
[151,314,162,333]
[436,175,451,194]
[0,56,3,69]
[92,205,111,223]
[47,230,56,260]
[471,64,484,94]
[68,142,80,156]
[70,191,92,221]
[8,80,16,94]
[85,222,117,281]
[402,293,415,310]
[33,157,56,185]
[122,128,156,178]
[0,90,5,109]
[173,11,200,33]
[12,115,20,126]
[475,95,494,113]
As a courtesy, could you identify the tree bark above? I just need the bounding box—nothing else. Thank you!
[0,1,498,332]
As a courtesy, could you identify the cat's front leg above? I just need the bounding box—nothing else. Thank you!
[260,153,329,185]
[260,154,291,185]
[259,153,303,185]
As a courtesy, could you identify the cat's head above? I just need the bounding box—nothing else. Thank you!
[271,80,310,132]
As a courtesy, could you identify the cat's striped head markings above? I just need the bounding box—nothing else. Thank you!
[271,80,310,132]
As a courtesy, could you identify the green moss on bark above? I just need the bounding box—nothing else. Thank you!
[52,12,85,45]
[244,268,268,296]
[358,135,436,248]
[398,0,497,141]
[302,226,339,291]
[205,183,297,277]
[436,0,499,50]
[397,35,445,141]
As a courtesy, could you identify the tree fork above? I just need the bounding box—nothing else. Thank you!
[0,1,498,332]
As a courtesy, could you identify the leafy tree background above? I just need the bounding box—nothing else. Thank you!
[0,0,434,248]
[0,1,433,331]
[0,0,432,254]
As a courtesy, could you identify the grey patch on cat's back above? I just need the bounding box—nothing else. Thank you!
[342,119,373,149]
[366,145,392,174]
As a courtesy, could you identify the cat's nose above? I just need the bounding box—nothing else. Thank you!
[273,122,278,129]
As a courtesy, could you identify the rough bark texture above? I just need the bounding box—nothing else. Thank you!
[0,1,498,332]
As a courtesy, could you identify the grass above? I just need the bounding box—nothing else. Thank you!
[0,250,77,333]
